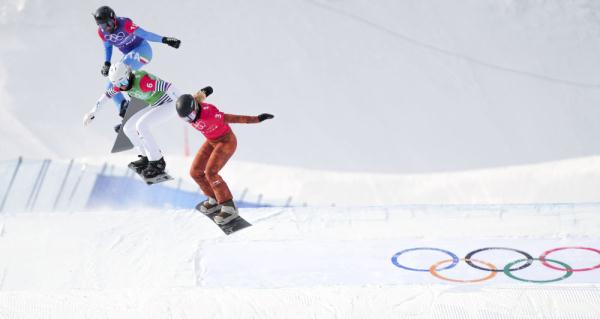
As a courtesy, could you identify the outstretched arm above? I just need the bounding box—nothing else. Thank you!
[133,26,164,42]
[190,85,273,124]
[224,114,260,124]
[224,113,274,124]
[124,19,181,48]
[83,92,112,126]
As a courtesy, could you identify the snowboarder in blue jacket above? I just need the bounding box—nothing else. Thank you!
[93,6,181,117]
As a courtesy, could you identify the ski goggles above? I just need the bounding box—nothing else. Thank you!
[119,77,129,87]
[183,108,199,123]
[97,19,116,32]
[115,77,129,89]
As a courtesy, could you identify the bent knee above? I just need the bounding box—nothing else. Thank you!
[122,122,137,136]
[204,168,221,180]
[135,121,148,135]
[190,168,205,180]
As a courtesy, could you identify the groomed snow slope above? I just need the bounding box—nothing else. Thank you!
[0,204,598,318]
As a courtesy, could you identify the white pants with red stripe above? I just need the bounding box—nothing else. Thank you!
[122,87,179,161]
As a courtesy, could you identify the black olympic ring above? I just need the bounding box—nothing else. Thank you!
[465,247,534,272]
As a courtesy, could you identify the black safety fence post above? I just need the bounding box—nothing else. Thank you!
[28,159,51,212]
[67,164,87,209]
[52,159,74,211]
[239,188,248,202]
[26,159,47,211]
[0,157,23,213]
[257,194,263,206]
[285,196,293,207]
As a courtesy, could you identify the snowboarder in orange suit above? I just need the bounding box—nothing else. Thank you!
[175,87,274,224]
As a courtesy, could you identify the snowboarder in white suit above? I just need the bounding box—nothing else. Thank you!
[83,62,178,179]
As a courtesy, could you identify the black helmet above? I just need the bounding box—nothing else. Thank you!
[94,6,116,33]
[176,94,200,122]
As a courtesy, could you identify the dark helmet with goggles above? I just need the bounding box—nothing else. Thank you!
[176,94,200,123]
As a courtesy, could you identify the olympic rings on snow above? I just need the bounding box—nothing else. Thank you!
[390,246,598,283]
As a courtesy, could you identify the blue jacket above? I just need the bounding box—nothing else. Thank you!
[97,17,164,62]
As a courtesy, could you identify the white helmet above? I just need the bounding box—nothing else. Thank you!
[108,62,133,89]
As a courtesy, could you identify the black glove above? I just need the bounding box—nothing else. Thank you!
[101,61,111,77]
[114,123,122,133]
[118,100,129,118]
[201,86,213,97]
[162,37,181,48]
[258,113,274,122]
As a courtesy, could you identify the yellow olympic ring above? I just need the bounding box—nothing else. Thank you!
[429,258,497,283]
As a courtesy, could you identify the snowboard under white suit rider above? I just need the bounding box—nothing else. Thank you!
[83,62,178,178]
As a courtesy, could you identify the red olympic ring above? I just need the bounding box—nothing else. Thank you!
[429,258,497,283]
[539,246,600,272]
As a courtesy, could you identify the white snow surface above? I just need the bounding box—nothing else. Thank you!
[0,204,599,318]
[1,155,599,317]
[1,0,600,172]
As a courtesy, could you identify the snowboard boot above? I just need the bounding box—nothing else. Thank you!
[142,157,166,179]
[199,197,220,215]
[119,99,129,118]
[214,200,239,225]
[128,155,148,174]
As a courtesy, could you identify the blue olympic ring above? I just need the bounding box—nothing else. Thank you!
[391,247,459,272]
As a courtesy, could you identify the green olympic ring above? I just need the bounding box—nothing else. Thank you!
[503,258,573,283]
